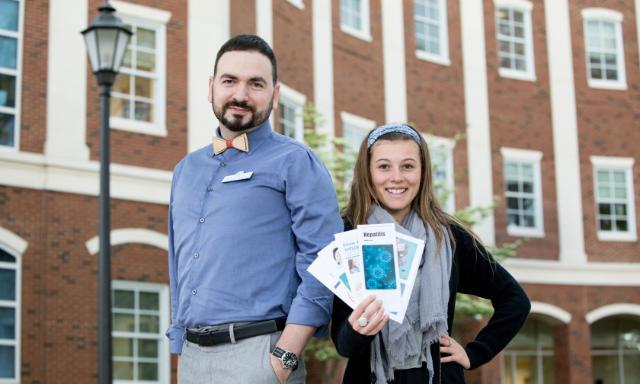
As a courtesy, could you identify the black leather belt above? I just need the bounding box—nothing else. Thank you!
[186,318,286,346]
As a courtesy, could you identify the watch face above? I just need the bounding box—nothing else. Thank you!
[281,351,298,369]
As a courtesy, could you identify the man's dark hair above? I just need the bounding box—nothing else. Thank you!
[214,34,278,84]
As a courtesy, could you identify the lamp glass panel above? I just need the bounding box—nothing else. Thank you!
[112,30,131,72]
[96,28,118,70]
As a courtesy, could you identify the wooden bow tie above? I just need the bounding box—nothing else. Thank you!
[212,134,249,155]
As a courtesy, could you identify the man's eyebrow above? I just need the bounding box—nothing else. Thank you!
[219,73,237,80]
[249,76,267,84]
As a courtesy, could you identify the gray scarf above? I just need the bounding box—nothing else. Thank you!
[368,205,452,383]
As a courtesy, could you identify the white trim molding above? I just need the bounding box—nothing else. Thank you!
[461,0,495,245]
[86,228,168,255]
[0,227,28,256]
[287,0,305,10]
[256,0,273,46]
[586,303,640,324]
[504,258,640,286]
[188,0,230,152]
[0,151,172,204]
[382,0,407,123]
[313,0,335,139]
[44,0,90,160]
[530,302,572,324]
[111,0,171,23]
[544,0,586,264]
[340,111,376,132]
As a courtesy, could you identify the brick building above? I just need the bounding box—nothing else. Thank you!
[0,0,638,383]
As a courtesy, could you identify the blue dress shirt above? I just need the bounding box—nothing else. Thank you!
[166,121,342,354]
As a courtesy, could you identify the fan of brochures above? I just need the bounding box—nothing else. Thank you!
[308,223,425,323]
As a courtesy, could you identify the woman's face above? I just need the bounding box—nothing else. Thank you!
[369,139,422,223]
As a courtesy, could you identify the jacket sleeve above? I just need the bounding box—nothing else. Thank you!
[453,226,531,369]
[331,295,376,358]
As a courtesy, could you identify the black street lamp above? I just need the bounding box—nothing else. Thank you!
[81,2,132,383]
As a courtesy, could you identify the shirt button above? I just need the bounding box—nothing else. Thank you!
[194,252,199,259]
[207,186,213,192]
[192,289,198,295]
[220,162,226,167]
[199,217,205,223]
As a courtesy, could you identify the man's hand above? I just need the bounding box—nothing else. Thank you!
[269,354,292,384]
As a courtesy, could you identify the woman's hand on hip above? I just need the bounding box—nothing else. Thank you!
[439,335,470,369]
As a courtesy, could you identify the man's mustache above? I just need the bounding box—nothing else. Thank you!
[224,100,256,113]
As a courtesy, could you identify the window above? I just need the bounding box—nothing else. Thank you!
[502,319,555,384]
[286,0,304,10]
[582,9,626,90]
[502,148,544,237]
[0,248,19,381]
[110,2,170,136]
[341,112,375,186]
[0,0,22,148]
[278,84,306,143]
[494,0,535,81]
[340,0,371,41]
[591,316,640,384]
[414,0,449,65]
[426,135,455,213]
[112,281,170,384]
[591,156,637,241]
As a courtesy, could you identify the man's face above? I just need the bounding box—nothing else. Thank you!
[209,50,279,133]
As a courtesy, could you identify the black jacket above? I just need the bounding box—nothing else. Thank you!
[331,223,531,383]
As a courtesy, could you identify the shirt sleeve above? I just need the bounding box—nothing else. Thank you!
[166,166,185,354]
[284,148,343,336]
[454,226,531,369]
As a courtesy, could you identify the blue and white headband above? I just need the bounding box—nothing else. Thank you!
[367,123,421,149]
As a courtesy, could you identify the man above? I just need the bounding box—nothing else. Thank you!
[166,34,342,383]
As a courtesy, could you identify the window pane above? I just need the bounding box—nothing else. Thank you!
[0,345,15,378]
[134,101,153,122]
[605,69,618,80]
[0,269,15,300]
[114,361,134,380]
[522,181,533,193]
[137,28,156,49]
[598,187,610,199]
[592,318,617,349]
[113,337,133,357]
[507,197,519,210]
[138,362,158,381]
[614,204,627,216]
[598,203,611,215]
[522,198,534,212]
[113,313,135,332]
[591,67,603,79]
[624,354,640,382]
[0,307,15,339]
[134,76,154,98]
[523,215,535,227]
[502,355,513,384]
[542,355,555,384]
[136,51,156,72]
[599,219,612,231]
[139,314,159,333]
[615,219,628,232]
[593,355,619,383]
[138,339,158,358]
[139,291,159,310]
[0,74,16,107]
[114,290,134,309]
[113,73,130,95]
[0,36,17,69]
[507,213,519,226]
[0,250,14,262]
[613,171,625,183]
[121,48,132,69]
[0,112,15,146]
[0,0,19,31]
[516,356,536,383]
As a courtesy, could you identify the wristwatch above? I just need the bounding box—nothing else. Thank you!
[271,346,299,371]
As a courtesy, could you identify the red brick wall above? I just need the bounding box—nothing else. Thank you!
[403,0,470,212]
[230,0,256,37]
[569,0,640,263]
[19,0,49,154]
[332,0,385,134]
[85,0,188,171]
[0,186,170,383]
[483,0,560,261]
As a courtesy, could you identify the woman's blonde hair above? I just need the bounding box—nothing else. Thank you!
[343,124,456,250]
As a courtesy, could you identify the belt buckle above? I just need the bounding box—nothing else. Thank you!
[228,323,236,344]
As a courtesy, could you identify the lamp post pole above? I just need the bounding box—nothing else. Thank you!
[81,3,131,383]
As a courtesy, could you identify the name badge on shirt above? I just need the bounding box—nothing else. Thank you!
[222,171,254,183]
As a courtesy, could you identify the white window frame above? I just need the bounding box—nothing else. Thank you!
[109,1,171,137]
[425,134,455,213]
[494,0,536,81]
[501,147,544,237]
[339,0,372,42]
[0,0,24,151]
[277,84,306,143]
[582,8,627,90]
[414,0,450,66]
[286,0,304,10]
[112,280,170,384]
[341,112,375,187]
[0,248,20,384]
[590,156,637,242]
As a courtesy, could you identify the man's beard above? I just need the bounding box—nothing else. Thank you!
[213,99,273,132]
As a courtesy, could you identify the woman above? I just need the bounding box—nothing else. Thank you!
[331,124,530,383]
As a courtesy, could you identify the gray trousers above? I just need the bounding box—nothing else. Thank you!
[179,331,306,383]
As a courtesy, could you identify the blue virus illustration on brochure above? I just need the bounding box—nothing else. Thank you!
[362,244,397,289]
